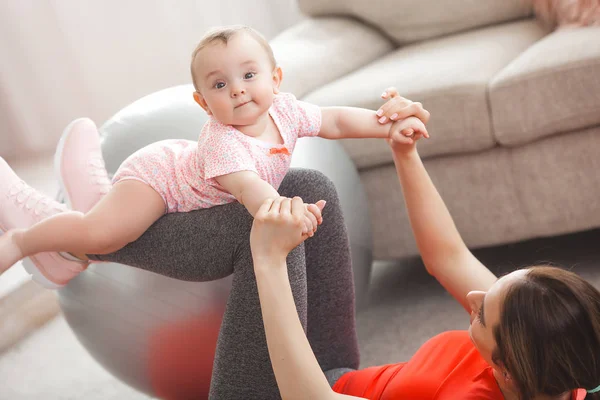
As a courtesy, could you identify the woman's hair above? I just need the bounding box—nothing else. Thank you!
[190,25,277,91]
[492,265,600,399]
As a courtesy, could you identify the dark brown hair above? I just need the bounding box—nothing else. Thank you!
[492,266,600,399]
[190,25,276,91]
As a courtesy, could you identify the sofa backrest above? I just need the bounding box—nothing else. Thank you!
[297,0,533,45]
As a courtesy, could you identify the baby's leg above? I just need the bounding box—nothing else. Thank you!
[2,180,164,270]
[89,201,251,281]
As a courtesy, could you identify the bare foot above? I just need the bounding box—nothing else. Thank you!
[0,230,24,273]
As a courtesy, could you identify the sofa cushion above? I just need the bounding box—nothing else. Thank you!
[489,26,600,147]
[270,17,394,99]
[363,125,600,259]
[302,20,547,169]
[297,0,532,45]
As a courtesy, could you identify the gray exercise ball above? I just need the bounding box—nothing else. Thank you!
[57,84,373,399]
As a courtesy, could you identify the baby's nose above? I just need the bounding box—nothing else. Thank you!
[231,87,246,97]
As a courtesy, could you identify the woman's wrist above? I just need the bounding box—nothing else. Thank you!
[254,258,290,287]
[253,254,288,273]
[392,147,420,163]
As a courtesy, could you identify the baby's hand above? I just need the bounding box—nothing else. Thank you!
[387,117,427,153]
[376,87,430,136]
[302,200,326,237]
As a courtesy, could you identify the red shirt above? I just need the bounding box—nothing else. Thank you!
[333,331,586,400]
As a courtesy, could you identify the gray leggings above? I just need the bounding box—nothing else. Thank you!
[90,169,359,399]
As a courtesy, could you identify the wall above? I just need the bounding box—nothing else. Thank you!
[0,0,301,160]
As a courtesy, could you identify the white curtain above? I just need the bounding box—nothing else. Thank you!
[0,0,301,160]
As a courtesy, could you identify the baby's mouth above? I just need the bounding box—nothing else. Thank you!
[235,100,251,108]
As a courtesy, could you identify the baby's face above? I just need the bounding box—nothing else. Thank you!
[193,33,279,127]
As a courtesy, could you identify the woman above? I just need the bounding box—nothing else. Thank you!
[1,92,598,399]
[247,90,600,400]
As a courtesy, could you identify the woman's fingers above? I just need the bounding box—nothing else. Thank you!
[379,87,403,122]
[378,100,412,123]
[291,197,305,218]
[395,103,430,125]
[381,87,400,99]
[304,216,314,236]
[270,196,284,214]
[281,197,292,215]
[256,198,275,218]
[378,99,431,126]
[305,207,318,232]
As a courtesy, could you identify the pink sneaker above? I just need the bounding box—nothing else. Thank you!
[0,158,87,289]
[55,118,111,213]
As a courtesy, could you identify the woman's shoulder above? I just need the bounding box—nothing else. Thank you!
[418,330,473,351]
[407,331,479,372]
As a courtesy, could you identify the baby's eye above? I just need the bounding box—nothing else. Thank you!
[244,72,256,79]
[215,82,226,89]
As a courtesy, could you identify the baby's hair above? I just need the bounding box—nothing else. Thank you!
[190,25,277,91]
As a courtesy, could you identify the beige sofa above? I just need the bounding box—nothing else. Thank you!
[270,0,600,259]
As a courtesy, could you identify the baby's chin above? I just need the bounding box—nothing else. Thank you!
[231,108,270,125]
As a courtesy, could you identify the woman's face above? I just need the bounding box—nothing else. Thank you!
[466,269,528,370]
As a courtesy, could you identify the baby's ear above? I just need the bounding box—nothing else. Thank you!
[193,92,212,115]
[272,66,283,94]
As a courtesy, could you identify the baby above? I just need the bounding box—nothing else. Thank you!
[0,25,427,283]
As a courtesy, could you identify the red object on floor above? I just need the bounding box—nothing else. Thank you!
[148,312,223,400]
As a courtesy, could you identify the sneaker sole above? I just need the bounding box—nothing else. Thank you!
[0,226,64,290]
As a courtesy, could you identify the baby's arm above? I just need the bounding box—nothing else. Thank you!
[216,172,323,235]
[217,171,280,217]
[318,104,429,140]
[318,107,391,140]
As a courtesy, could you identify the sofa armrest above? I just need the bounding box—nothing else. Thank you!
[270,17,395,98]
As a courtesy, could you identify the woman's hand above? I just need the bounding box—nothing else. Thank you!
[376,87,431,131]
[250,197,325,264]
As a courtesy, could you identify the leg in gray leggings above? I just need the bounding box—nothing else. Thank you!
[89,169,359,399]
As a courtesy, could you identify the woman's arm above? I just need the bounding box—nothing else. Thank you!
[250,197,365,400]
[390,144,498,312]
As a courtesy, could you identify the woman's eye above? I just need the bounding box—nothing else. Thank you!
[244,72,255,79]
[215,82,225,89]
[477,306,484,324]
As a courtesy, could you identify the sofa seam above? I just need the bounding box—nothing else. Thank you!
[491,59,600,89]
[494,109,600,146]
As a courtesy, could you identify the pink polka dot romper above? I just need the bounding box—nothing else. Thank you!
[111,92,322,213]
